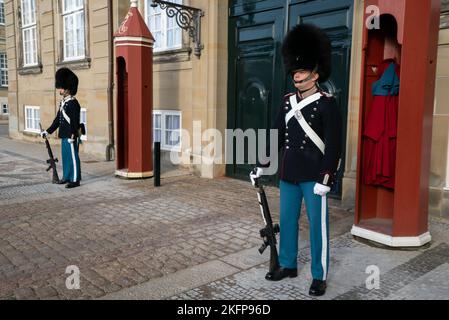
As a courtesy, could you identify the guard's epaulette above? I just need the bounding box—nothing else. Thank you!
[284,92,296,99]
[62,97,76,105]
[320,91,333,98]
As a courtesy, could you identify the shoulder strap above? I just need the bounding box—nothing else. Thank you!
[285,92,321,125]
[286,92,325,155]
[295,112,325,154]
[59,97,75,124]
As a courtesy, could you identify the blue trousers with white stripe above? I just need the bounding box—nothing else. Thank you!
[279,180,330,281]
[61,138,81,183]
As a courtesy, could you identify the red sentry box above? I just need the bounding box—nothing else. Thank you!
[352,0,441,247]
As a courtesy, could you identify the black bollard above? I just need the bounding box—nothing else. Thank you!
[154,142,161,187]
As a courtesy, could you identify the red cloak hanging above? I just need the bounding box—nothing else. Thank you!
[363,60,400,189]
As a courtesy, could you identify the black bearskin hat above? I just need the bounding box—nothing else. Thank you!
[55,68,79,95]
[282,24,332,83]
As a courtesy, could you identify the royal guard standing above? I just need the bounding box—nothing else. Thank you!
[251,24,342,296]
[40,68,83,189]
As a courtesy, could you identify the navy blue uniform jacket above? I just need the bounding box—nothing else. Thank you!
[263,91,342,187]
[47,98,81,139]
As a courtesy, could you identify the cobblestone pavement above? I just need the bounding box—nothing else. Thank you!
[0,134,352,300]
[3,131,448,301]
[170,218,449,300]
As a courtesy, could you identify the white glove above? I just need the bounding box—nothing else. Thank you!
[68,138,75,144]
[314,183,331,197]
[40,131,48,139]
[250,167,263,187]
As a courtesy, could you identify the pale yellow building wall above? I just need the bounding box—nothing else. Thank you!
[0,20,7,120]
[342,0,365,209]
[142,0,228,178]
[429,27,449,218]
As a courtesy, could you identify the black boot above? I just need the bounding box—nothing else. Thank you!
[65,181,80,189]
[57,180,68,185]
[309,279,327,297]
[265,267,298,281]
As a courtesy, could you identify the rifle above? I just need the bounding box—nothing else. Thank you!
[39,123,60,184]
[251,169,280,279]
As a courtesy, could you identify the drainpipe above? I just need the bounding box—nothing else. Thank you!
[106,0,115,161]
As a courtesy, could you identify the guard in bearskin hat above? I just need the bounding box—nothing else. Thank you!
[251,24,342,296]
[40,68,82,189]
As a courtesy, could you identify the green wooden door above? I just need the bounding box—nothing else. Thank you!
[226,4,285,181]
[227,0,353,198]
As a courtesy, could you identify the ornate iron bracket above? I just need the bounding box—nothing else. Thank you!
[151,0,204,58]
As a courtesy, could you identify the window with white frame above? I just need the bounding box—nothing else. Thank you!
[1,103,8,114]
[145,0,182,52]
[24,106,40,133]
[0,53,8,86]
[153,112,162,143]
[153,110,181,151]
[21,0,38,66]
[80,107,87,141]
[0,0,5,25]
[62,0,85,61]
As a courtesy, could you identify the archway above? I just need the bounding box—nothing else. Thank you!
[116,56,129,171]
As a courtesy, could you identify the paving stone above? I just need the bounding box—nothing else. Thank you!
[3,137,449,300]
[170,233,449,301]
[35,286,59,299]
[14,287,37,300]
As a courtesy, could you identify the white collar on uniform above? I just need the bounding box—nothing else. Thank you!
[60,95,75,106]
